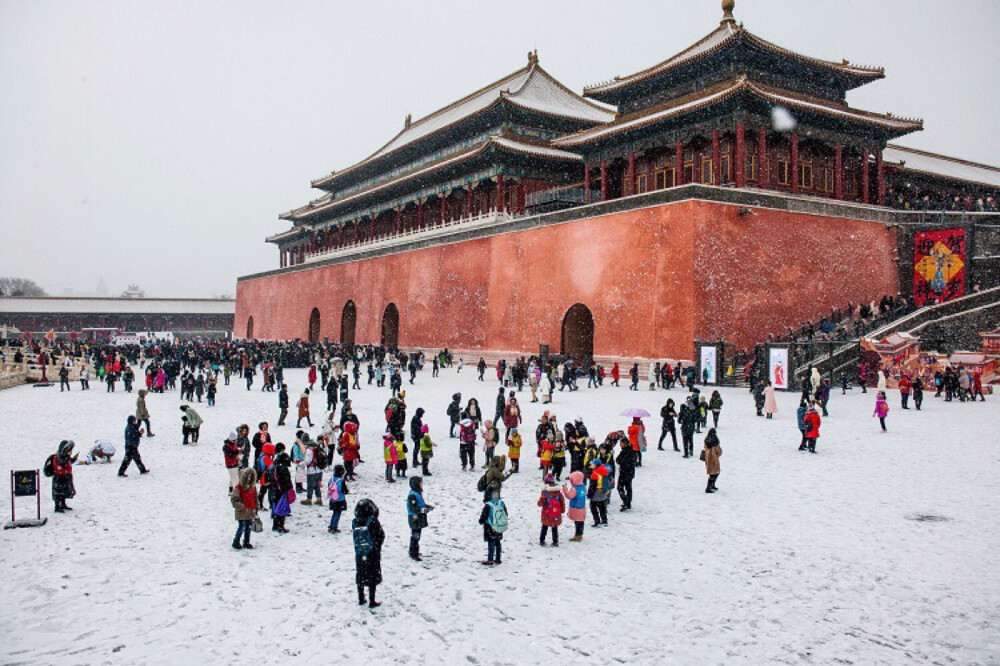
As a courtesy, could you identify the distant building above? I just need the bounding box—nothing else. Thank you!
[120,284,146,299]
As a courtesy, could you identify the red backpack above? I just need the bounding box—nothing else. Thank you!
[542,493,562,521]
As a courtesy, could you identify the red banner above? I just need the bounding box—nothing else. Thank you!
[912,228,965,306]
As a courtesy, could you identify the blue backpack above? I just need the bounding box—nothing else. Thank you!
[487,500,508,533]
[353,518,374,557]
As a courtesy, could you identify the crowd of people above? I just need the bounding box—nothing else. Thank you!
[32,331,989,610]
[884,187,999,213]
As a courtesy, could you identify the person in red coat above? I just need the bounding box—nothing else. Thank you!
[611,362,621,387]
[308,364,317,390]
[51,440,78,512]
[339,422,360,480]
[503,396,522,441]
[802,404,821,453]
[898,375,911,410]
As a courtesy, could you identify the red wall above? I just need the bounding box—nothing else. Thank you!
[235,200,898,358]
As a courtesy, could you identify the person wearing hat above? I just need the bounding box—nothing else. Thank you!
[50,440,78,512]
[406,476,433,561]
[418,424,436,475]
[537,473,565,546]
[223,431,241,493]
[353,499,385,608]
[119,416,149,477]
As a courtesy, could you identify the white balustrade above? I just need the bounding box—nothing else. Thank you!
[300,209,516,264]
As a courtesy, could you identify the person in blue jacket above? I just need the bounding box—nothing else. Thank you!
[406,476,433,561]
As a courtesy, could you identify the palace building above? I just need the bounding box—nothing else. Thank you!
[235,1,1000,361]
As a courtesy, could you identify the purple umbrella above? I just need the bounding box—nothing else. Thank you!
[620,408,651,418]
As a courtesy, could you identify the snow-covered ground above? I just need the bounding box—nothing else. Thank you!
[1,366,998,665]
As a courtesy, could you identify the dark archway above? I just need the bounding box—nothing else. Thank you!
[561,303,594,363]
[381,303,399,348]
[341,300,357,346]
[308,307,321,344]
[246,316,254,339]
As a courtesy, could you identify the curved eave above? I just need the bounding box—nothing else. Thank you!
[311,66,609,191]
[557,78,921,148]
[584,26,883,102]
[286,137,579,224]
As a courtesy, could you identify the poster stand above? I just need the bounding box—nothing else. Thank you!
[4,469,47,529]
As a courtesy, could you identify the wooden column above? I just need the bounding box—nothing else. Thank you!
[600,160,608,201]
[712,130,721,186]
[369,217,375,240]
[627,152,636,196]
[517,182,526,214]
[834,143,843,200]
[584,165,591,203]
[758,128,768,189]
[466,185,473,216]
[675,140,684,185]
[396,208,402,235]
[734,122,746,188]
[279,250,284,268]
[440,196,447,225]
[876,149,885,205]
[860,148,870,204]
[496,174,505,213]
[790,133,799,194]
[417,200,424,229]
[353,220,359,244]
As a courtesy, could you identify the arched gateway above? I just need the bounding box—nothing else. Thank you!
[341,301,357,346]
[561,303,594,362]
[381,303,399,348]
[308,308,321,343]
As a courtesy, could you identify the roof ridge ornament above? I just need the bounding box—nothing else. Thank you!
[721,0,736,24]
[527,49,538,66]
[404,113,412,129]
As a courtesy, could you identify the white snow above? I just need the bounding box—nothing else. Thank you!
[1,366,998,664]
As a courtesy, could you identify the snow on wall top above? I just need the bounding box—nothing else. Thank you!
[884,144,1000,189]
[0,297,236,315]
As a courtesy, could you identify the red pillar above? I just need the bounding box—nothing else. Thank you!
[675,140,684,185]
[496,174,505,213]
[417,200,424,228]
[860,148,870,204]
[734,122,746,188]
[600,160,607,201]
[466,186,473,216]
[353,220,359,244]
[627,152,636,196]
[876,149,885,205]
[440,196,447,225]
[712,130,721,186]
[834,143,843,200]
[517,182,525,214]
[279,250,284,268]
[790,133,799,194]
[584,165,591,203]
[395,208,402,235]
[758,128,768,189]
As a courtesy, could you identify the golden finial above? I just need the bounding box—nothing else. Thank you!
[722,0,736,23]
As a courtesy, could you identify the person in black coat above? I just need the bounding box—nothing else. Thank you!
[679,403,696,458]
[410,407,425,467]
[494,387,505,425]
[616,439,636,511]
[277,384,289,426]
[658,399,678,451]
[119,416,148,476]
[269,449,293,533]
[353,498,385,608]
[447,393,462,438]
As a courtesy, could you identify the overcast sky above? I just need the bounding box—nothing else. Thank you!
[2,0,997,298]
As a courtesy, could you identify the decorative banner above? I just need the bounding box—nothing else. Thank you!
[912,228,966,306]
[699,345,717,384]
[769,347,789,390]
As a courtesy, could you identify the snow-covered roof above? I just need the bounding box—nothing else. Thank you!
[883,144,1000,189]
[285,135,582,222]
[556,77,920,147]
[311,60,612,190]
[949,351,989,365]
[584,19,882,99]
[0,297,235,315]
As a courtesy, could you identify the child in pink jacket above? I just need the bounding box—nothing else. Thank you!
[873,391,889,432]
[383,434,398,482]
[562,470,588,542]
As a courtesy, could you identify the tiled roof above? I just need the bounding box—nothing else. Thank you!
[311,62,612,189]
[554,77,921,147]
[584,21,883,98]
[284,136,582,222]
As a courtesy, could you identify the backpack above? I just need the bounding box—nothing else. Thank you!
[487,500,508,533]
[43,454,56,478]
[542,494,562,521]
[313,445,328,470]
[327,477,341,501]
[353,517,374,557]
[385,406,393,423]
[477,473,488,493]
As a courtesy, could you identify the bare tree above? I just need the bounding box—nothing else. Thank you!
[0,277,48,297]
